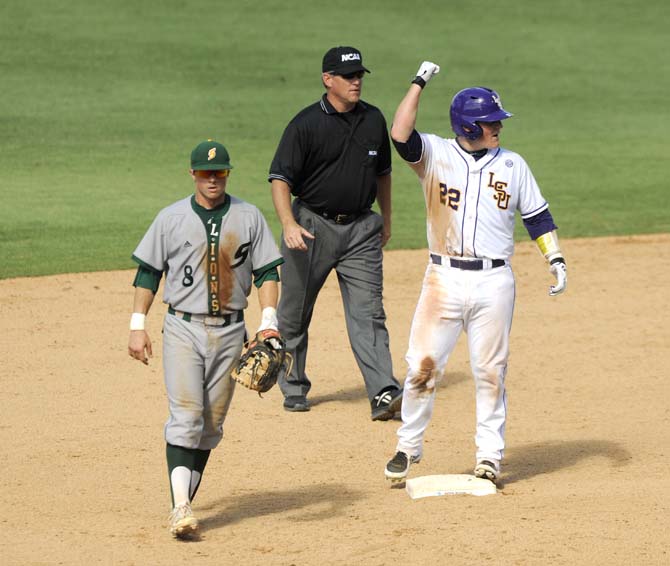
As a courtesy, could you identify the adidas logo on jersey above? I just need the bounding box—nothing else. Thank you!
[184,241,192,248]
[368,150,377,156]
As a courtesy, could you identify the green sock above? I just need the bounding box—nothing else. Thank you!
[166,443,197,507]
[190,449,211,502]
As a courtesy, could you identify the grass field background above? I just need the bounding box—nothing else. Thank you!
[1,0,668,278]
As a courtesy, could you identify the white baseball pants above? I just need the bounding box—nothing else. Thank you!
[396,260,515,464]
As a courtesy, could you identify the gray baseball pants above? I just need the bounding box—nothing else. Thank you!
[277,202,398,401]
[162,313,245,450]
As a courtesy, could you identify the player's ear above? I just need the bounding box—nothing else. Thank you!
[189,169,196,180]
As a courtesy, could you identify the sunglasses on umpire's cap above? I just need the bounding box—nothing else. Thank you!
[322,46,370,76]
[190,140,234,171]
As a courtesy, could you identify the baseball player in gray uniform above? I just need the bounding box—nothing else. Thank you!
[384,62,567,485]
[128,140,283,539]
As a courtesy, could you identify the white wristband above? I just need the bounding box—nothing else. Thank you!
[130,313,146,331]
[258,307,278,332]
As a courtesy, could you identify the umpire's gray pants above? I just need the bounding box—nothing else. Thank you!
[278,202,398,401]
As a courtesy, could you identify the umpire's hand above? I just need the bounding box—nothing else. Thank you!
[283,221,315,251]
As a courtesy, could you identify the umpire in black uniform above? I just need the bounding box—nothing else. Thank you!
[268,46,402,421]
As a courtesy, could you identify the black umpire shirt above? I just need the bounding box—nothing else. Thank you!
[268,94,392,215]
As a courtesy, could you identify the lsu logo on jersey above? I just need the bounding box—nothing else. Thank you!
[487,172,511,210]
[208,148,217,161]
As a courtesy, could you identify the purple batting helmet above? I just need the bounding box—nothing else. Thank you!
[449,87,513,139]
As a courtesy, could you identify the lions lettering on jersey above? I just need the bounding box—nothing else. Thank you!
[206,218,251,314]
[207,218,221,313]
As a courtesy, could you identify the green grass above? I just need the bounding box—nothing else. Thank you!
[1,0,668,278]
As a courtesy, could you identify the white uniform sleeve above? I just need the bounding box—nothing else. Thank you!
[418,132,434,168]
[516,156,548,219]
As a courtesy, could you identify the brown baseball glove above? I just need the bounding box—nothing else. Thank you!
[231,329,292,395]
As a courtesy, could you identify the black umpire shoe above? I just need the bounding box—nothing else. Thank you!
[385,450,421,482]
[283,395,310,412]
[371,387,403,421]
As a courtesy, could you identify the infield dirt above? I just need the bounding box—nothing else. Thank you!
[2,235,668,565]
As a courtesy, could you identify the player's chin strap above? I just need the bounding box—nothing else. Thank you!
[535,230,567,296]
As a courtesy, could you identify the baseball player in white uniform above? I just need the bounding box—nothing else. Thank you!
[384,62,567,485]
[128,140,283,538]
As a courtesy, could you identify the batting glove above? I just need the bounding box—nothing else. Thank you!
[548,259,567,296]
[412,61,440,88]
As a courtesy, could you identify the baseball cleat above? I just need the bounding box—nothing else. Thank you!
[385,450,420,483]
[283,395,310,412]
[474,460,500,484]
[371,387,403,421]
[169,502,199,539]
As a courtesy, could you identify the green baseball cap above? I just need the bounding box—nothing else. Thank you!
[190,140,233,170]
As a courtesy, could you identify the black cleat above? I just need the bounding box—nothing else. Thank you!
[283,395,310,412]
[385,451,421,483]
[371,387,403,421]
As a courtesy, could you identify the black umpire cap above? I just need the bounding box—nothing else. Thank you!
[322,46,370,75]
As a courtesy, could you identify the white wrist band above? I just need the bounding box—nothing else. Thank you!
[258,307,278,331]
[130,313,146,331]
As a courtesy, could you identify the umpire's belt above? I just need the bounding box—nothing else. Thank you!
[168,306,244,326]
[430,254,506,270]
[299,201,369,225]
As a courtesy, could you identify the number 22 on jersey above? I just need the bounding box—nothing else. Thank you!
[439,183,461,210]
